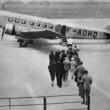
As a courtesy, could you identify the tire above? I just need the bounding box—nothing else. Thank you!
[19,41,28,47]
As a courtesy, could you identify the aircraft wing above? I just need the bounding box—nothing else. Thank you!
[15,29,62,40]
[5,23,63,41]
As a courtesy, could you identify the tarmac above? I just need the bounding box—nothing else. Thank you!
[0,35,110,110]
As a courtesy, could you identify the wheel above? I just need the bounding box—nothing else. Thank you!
[29,40,34,44]
[17,39,22,42]
[19,41,28,47]
[23,41,28,47]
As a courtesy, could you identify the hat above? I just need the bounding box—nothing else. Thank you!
[67,44,72,47]
[84,70,88,74]
[71,57,74,61]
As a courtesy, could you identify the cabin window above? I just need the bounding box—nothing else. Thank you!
[8,17,13,22]
[44,24,47,28]
[36,22,41,27]
[21,20,26,24]
[55,24,61,33]
[50,25,53,30]
[15,18,20,23]
[42,23,47,28]
[30,21,35,26]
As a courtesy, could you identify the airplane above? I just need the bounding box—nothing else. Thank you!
[0,10,110,47]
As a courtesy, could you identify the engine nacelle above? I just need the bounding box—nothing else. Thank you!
[5,23,15,35]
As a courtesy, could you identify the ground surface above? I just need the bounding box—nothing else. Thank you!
[0,35,110,110]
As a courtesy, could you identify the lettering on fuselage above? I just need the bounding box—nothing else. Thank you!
[77,29,97,38]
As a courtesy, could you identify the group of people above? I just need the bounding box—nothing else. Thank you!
[48,44,92,105]
[74,61,92,105]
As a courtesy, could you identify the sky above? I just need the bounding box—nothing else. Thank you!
[1,0,110,3]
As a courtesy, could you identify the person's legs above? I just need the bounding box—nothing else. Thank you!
[81,90,86,104]
[86,90,90,104]
[65,71,68,86]
[59,74,62,88]
[62,73,65,82]
[51,71,55,87]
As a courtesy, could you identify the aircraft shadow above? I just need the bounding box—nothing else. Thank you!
[28,39,61,54]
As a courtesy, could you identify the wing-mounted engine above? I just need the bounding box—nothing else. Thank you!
[5,23,16,35]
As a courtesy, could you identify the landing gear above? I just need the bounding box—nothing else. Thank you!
[29,40,34,44]
[17,39,34,47]
[19,41,28,47]
[17,39,22,42]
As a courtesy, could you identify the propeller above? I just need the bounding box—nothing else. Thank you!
[1,27,5,40]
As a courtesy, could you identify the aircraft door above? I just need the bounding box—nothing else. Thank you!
[61,25,66,35]
[60,25,67,43]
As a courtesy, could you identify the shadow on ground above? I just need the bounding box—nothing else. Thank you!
[28,39,61,54]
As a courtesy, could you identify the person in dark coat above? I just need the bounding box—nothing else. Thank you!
[48,59,56,87]
[55,51,61,62]
[63,57,70,86]
[60,50,67,63]
[55,59,63,88]
[48,51,56,87]
[49,51,54,65]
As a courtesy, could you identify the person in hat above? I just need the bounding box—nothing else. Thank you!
[49,51,54,65]
[55,59,63,88]
[81,70,92,104]
[54,51,61,62]
[48,51,56,87]
[74,61,85,84]
[69,57,77,80]
[63,57,70,86]
[60,50,67,63]
[66,44,74,61]
[72,45,79,56]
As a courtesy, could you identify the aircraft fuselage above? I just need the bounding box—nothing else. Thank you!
[0,10,109,44]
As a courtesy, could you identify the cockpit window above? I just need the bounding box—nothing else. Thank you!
[8,17,13,22]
